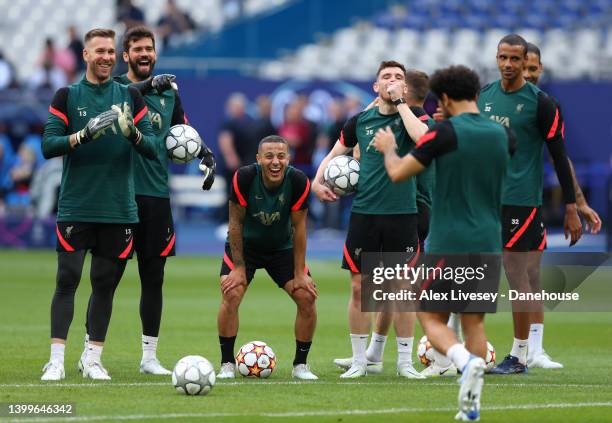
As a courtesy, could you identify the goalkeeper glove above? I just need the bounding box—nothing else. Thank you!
[132,74,178,95]
[111,104,143,144]
[198,145,216,191]
[74,109,118,145]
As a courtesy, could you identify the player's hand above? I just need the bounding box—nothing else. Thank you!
[74,109,118,144]
[386,81,406,102]
[291,273,318,300]
[364,97,379,111]
[578,203,602,234]
[373,127,397,154]
[312,178,338,202]
[111,104,143,144]
[221,267,247,294]
[151,74,178,92]
[198,145,216,191]
[433,107,446,122]
[564,204,583,246]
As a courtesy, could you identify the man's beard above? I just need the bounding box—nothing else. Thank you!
[129,57,156,80]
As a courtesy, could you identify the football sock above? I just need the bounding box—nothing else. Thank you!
[85,343,103,364]
[350,334,369,366]
[447,343,470,371]
[293,340,312,365]
[138,257,166,337]
[50,251,86,339]
[396,336,414,364]
[219,336,236,364]
[142,335,158,361]
[511,338,528,364]
[447,313,463,342]
[432,347,453,368]
[528,324,544,358]
[366,332,387,362]
[50,343,65,364]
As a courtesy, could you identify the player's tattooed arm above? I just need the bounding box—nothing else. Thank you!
[222,201,247,294]
[567,158,602,234]
[290,209,318,299]
[312,137,351,202]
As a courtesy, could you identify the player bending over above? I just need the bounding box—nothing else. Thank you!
[216,135,318,380]
[374,65,515,421]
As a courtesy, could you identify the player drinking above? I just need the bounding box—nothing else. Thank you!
[75,26,217,376]
[313,61,429,379]
[41,28,155,380]
[332,69,434,377]
[216,135,318,380]
[373,65,515,421]
[478,35,582,374]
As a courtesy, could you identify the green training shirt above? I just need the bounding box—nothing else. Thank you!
[116,74,187,198]
[411,113,516,253]
[341,106,428,215]
[42,76,155,223]
[230,164,310,252]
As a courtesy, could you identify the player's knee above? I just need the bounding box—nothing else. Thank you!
[222,288,244,309]
[56,265,81,293]
[350,283,362,305]
[292,289,316,310]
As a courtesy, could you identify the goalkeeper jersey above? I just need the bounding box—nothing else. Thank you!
[116,74,187,198]
[229,164,310,252]
[42,76,155,223]
[341,106,428,215]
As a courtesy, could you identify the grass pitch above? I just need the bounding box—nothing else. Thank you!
[1,250,611,422]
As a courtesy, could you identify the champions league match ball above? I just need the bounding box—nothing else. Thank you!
[323,155,360,196]
[166,124,202,164]
[172,355,216,395]
[418,335,496,370]
[236,341,276,378]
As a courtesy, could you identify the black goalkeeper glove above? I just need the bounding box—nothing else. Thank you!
[132,74,177,95]
[198,145,216,191]
[74,109,118,145]
[112,104,143,144]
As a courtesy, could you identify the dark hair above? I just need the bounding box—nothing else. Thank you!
[498,34,528,56]
[122,25,156,53]
[429,65,480,102]
[405,69,429,101]
[258,135,288,150]
[376,60,407,79]
[84,28,115,44]
[526,42,542,63]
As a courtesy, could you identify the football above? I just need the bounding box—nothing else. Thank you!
[417,335,435,367]
[323,155,360,196]
[484,341,496,371]
[172,355,216,395]
[166,124,202,164]
[236,341,276,378]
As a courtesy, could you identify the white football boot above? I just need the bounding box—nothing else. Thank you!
[217,362,236,379]
[421,362,458,378]
[140,358,172,375]
[397,361,426,379]
[339,362,367,378]
[41,361,65,381]
[81,361,111,380]
[292,364,319,380]
[455,357,485,421]
[333,357,383,374]
[528,350,563,369]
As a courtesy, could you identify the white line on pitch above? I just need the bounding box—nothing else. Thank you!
[4,402,612,422]
[0,381,609,388]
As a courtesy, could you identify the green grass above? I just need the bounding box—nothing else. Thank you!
[1,250,611,422]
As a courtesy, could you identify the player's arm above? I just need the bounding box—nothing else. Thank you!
[312,114,358,202]
[537,92,581,244]
[289,171,317,298]
[567,158,601,233]
[131,74,177,95]
[387,82,429,140]
[373,121,456,182]
[43,88,117,157]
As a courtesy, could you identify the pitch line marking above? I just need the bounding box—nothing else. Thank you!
[3,402,612,422]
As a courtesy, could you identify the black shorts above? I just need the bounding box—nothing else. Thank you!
[134,195,176,259]
[418,253,502,313]
[502,205,546,252]
[342,212,419,273]
[220,243,311,288]
[417,201,430,251]
[55,222,135,259]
